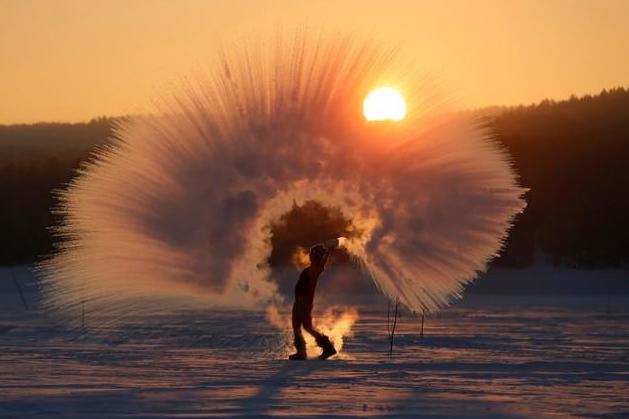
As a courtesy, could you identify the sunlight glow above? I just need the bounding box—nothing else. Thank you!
[363,87,407,121]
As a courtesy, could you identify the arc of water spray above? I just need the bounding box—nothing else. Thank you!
[39,31,526,326]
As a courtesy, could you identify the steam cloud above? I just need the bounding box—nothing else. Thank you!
[40,32,526,324]
[266,304,358,357]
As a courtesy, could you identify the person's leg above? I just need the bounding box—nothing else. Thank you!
[290,300,307,359]
[302,311,336,357]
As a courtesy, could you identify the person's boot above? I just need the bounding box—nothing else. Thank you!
[316,335,337,360]
[289,336,307,360]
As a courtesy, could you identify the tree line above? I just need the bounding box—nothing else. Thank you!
[1,88,628,268]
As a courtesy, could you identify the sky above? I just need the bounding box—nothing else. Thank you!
[1,0,628,124]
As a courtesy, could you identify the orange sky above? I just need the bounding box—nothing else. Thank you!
[1,0,628,124]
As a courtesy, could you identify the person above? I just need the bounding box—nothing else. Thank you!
[289,241,338,360]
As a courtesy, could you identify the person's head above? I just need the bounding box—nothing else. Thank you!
[309,244,327,267]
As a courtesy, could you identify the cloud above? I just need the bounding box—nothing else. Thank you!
[40,32,525,325]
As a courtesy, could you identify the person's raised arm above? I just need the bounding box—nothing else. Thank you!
[321,247,331,268]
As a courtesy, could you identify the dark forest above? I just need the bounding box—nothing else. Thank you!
[1,88,627,268]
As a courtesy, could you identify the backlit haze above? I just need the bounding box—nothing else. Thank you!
[1,0,629,124]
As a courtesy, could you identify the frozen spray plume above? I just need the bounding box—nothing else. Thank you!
[40,31,526,326]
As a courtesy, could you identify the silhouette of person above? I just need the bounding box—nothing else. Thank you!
[289,242,337,360]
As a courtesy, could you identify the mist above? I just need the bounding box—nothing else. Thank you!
[40,33,525,325]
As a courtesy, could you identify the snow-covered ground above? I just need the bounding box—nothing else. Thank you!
[1,268,628,418]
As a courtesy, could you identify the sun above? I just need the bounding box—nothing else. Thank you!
[363,87,407,122]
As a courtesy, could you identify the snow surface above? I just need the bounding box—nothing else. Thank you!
[1,268,628,418]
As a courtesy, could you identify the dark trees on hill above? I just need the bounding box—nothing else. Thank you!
[0,118,114,265]
[0,89,627,268]
[492,88,629,268]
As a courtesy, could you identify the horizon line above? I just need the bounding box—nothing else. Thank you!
[1,85,627,126]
